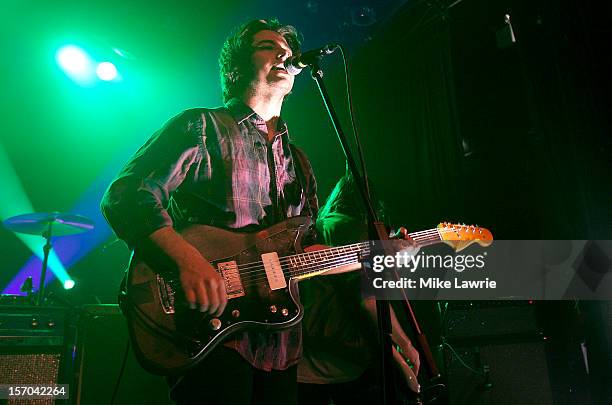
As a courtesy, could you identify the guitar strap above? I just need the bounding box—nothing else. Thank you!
[288,143,312,216]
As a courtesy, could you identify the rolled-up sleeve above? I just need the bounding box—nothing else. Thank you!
[101,110,203,247]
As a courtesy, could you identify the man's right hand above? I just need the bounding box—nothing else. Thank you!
[178,254,228,317]
[148,226,228,317]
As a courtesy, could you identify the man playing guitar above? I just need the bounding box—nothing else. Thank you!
[102,18,320,404]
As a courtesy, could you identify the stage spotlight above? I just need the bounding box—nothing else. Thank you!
[56,45,95,83]
[96,61,118,81]
[63,279,76,290]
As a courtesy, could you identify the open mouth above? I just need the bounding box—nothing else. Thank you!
[272,66,288,73]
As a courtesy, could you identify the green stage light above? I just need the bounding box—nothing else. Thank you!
[55,45,95,84]
[63,279,75,289]
[96,61,118,81]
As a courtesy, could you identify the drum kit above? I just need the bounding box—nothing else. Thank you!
[2,211,94,306]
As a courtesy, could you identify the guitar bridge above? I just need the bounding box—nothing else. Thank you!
[156,274,176,314]
[218,261,245,298]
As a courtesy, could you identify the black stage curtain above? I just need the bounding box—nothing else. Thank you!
[295,0,611,240]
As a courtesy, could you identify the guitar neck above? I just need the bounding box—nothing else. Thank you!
[286,228,442,279]
[407,228,444,248]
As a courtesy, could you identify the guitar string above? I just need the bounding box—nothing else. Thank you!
[166,230,477,293]
[226,226,475,274]
[237,234,443,285]
[229,251,366,287]
[236,238,443,288]
[237,255,363,288]
[242,250,365,281]
[231,228,456,277]
[230,227,454,271]
[230,232,449,284]
[231,242,369,272]
[228,227,462,273]
[174,228,478,291]
[233,235,445,288]
[166,227,486,296]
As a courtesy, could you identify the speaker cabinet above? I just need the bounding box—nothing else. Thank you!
[0,305,74,405]
[445,341,555,405]
[75,304,170,405]
[444,327,592,403]
[443,301,592,404]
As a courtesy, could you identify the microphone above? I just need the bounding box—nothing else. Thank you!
[284,43,339,75]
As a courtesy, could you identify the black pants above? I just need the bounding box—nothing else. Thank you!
[169,347,297,405]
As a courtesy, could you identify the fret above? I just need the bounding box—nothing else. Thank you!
[284,234,445,277]
[290,242,369,277]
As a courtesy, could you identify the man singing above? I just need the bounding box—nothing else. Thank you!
[101,19,317,404]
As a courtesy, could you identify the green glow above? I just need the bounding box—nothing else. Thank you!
[63,279,75,289]
[55,45,95,85]
[96,61,118,81]
[0,143,70,283]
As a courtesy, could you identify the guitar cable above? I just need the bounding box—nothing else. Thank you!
[110,339,131,405]
[441,339,485,377]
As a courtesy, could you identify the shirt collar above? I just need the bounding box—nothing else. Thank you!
[226,98,257,124]
[225,98,289,140]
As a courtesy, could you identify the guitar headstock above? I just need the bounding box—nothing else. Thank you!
[437,222,494,252]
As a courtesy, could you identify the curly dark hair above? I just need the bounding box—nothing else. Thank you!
[219,19,301,103]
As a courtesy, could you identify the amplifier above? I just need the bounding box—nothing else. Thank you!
[0,305,76,405]
[442,301,592,404]
[443,301,542,343]
[0,305,69,344]
[0,294,35,306]
[444,339,591,405]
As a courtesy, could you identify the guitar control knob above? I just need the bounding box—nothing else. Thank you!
[231,310,240,318]
[209,318,222,331]
[270,305,278,313]
[281,308,289,316]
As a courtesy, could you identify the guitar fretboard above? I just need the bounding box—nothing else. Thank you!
[284,227,445,278]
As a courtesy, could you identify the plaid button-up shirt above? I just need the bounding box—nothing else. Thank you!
[101,98,318,371]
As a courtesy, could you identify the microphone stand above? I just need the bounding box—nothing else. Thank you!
[308,60,397,405]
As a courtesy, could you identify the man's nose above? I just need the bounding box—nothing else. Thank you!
[277,49,290,61]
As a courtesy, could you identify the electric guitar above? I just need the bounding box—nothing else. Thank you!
[123,216,492,376]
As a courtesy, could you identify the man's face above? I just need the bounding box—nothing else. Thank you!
[249,30,295,96]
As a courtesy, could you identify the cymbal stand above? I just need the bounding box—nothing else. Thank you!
[36,222,53,306]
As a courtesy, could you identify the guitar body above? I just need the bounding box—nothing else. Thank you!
[125,216,311,376]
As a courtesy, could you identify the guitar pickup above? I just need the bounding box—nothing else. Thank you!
[156,274,176,314]
[218,261,245,298]
[261,252,287,290]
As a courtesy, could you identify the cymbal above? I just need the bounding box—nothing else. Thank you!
[3,212,94,236]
